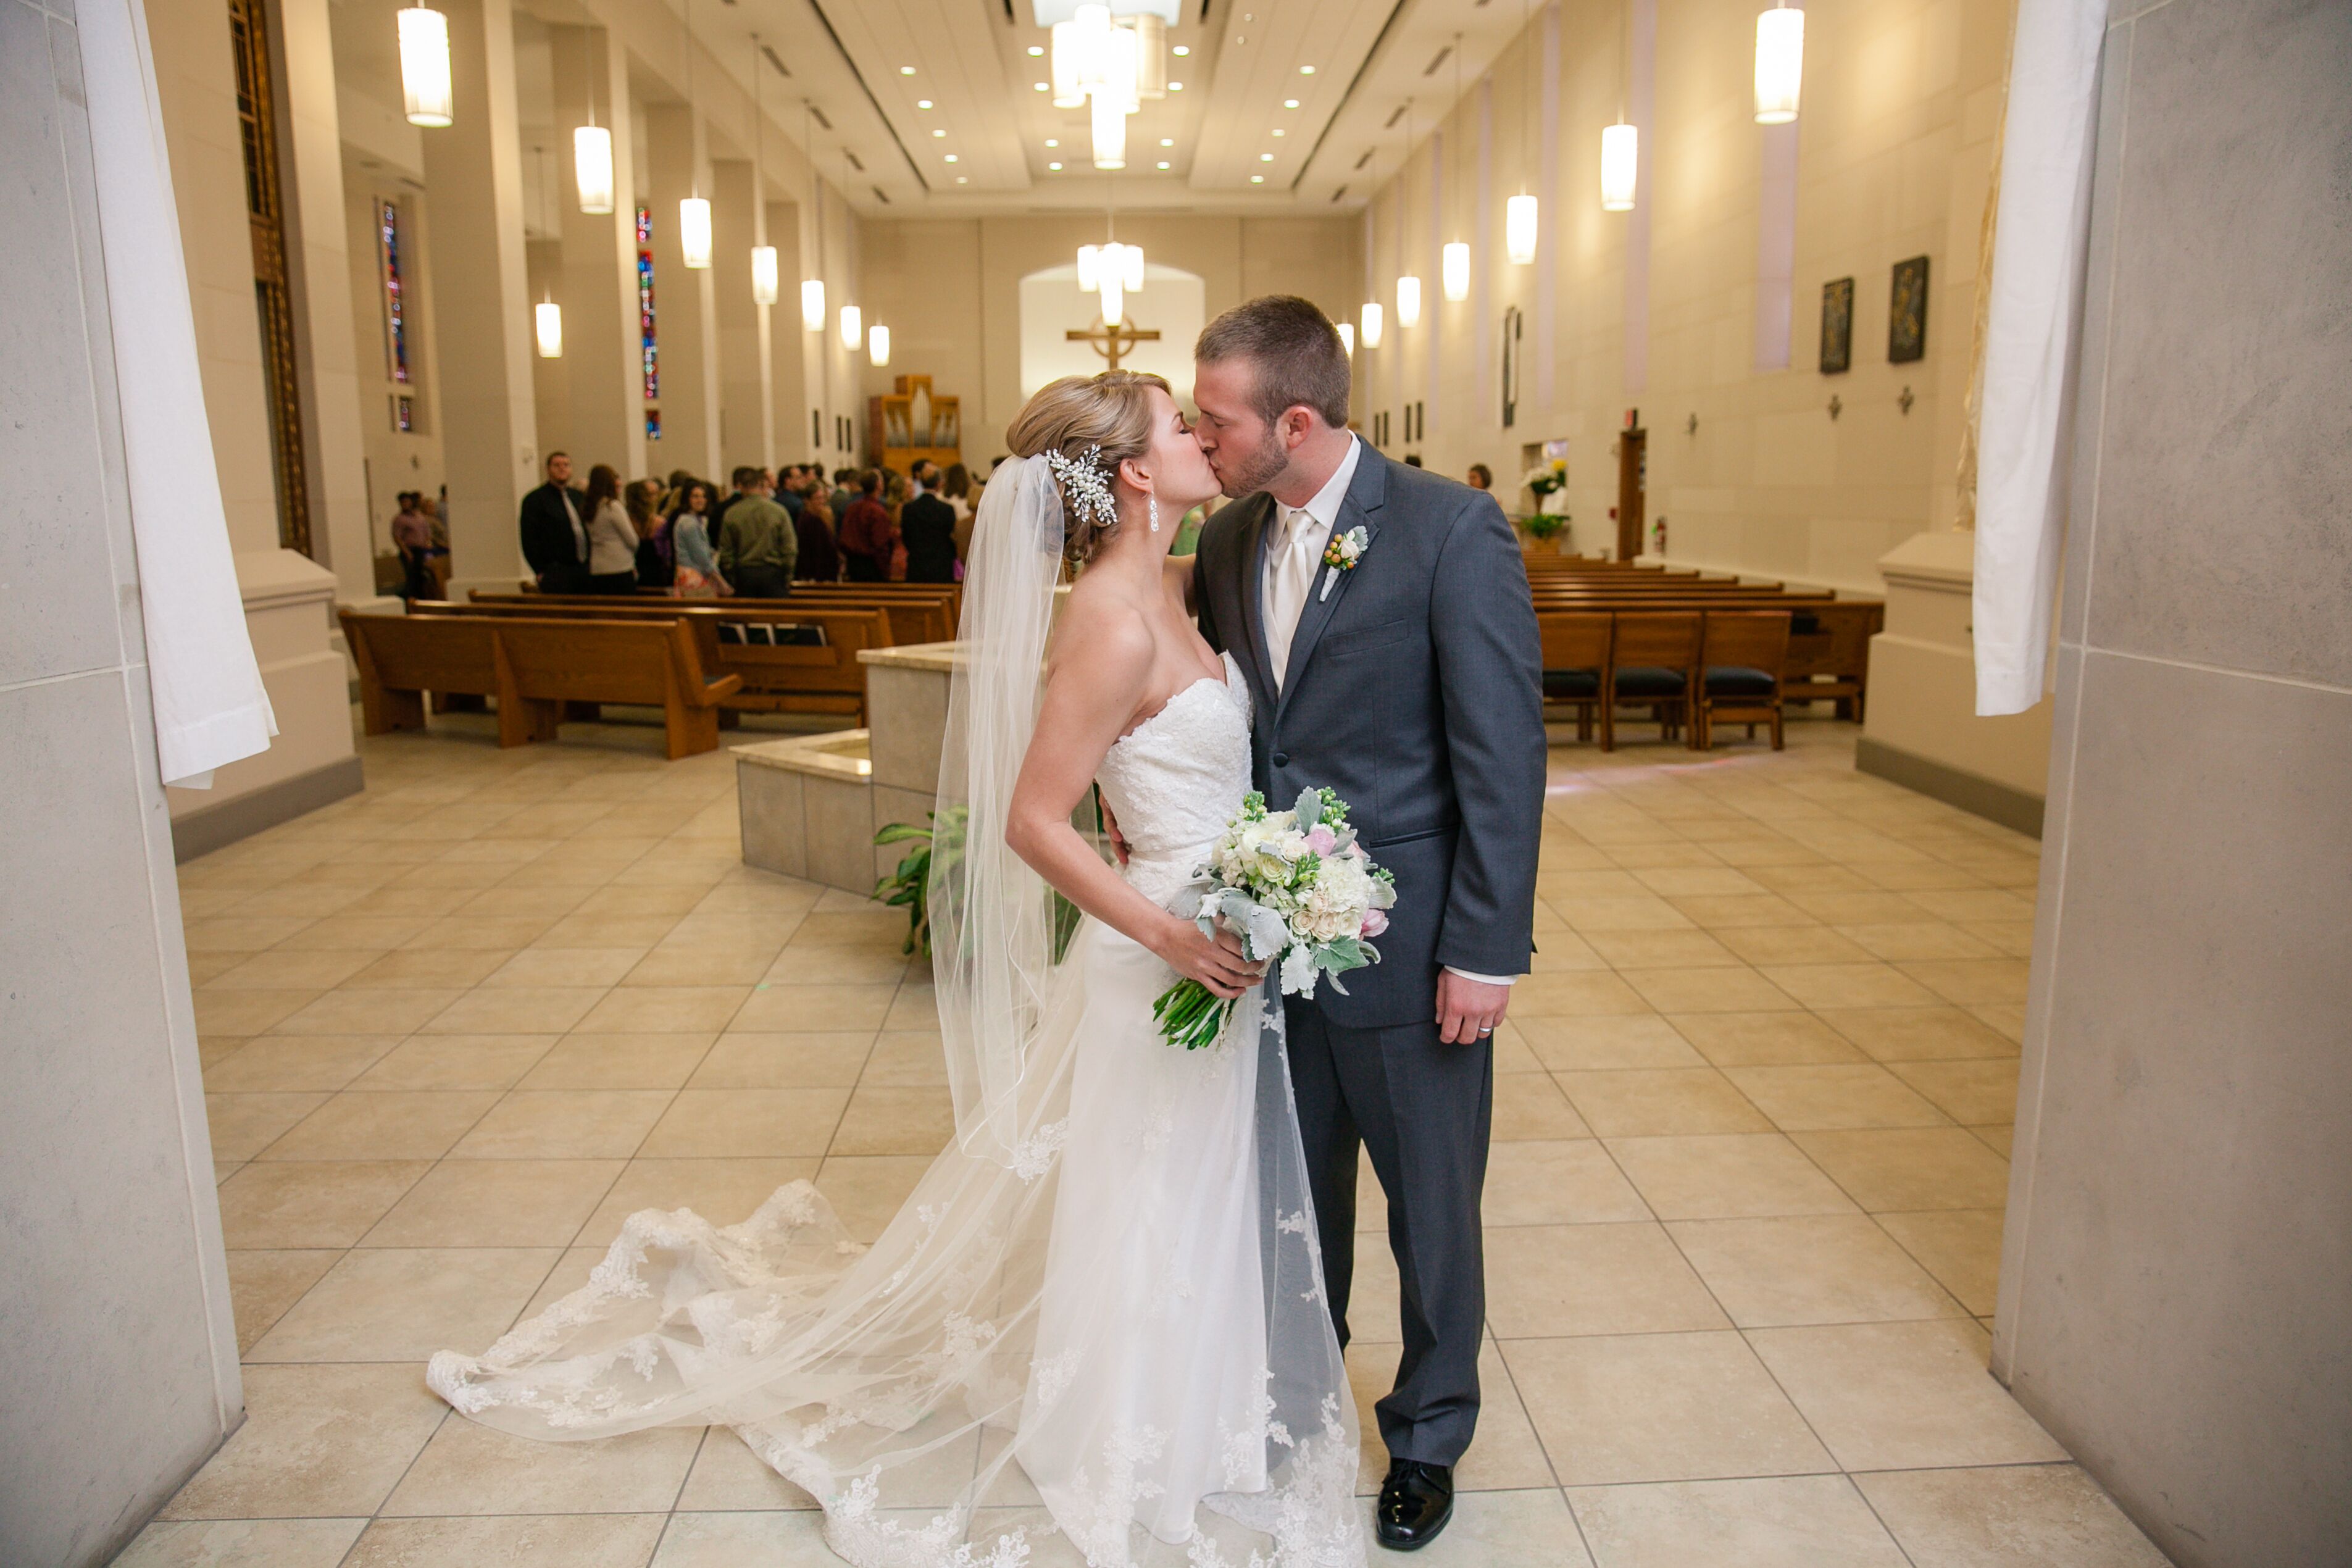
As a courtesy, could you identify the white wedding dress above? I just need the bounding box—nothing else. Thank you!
[428,648,1364,1568]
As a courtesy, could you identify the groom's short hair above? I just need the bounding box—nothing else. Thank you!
[1195,296,1351,430]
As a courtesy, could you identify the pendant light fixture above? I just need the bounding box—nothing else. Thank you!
[1601,0,1638,211]
[1395,102,1421,329]
[532,145,562,356]
[869,323,891,366]
[840,303,862,352]
[1360,300,1383,349]
[748,35,778,304]
[1753,2,1804,124]
[573,35,614,212]
[1441,36,1469,304]
[801,103,826,331]
[1505,0,1538,264]
[397,6,454,127]
[677,0,711,269]
[1338,320,1354,355]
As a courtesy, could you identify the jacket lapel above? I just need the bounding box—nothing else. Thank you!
[1230,494,1280,715]
[1274,448,1388,724]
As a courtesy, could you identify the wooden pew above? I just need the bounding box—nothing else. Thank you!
[1526,598,1883,723]
[341,611,741,757]
[485,588,957,648]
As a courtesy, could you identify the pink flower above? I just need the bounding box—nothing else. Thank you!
[1306,825,1338,855]
[1360,907,1388,938]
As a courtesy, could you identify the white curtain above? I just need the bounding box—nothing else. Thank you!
[1972,0,2108,716]
[78,0,277,787]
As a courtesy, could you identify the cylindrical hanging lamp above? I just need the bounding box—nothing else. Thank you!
[869,323,891,366]
[801,278,827,332]
[1396,273,1420,329]
[678,196,712,268]
[1337,321,1355,355]
[1600,122,1638,211]
[1443,241,1470,304]
[751,245,779,304]
[1077,243,1101,292]
[573,125,614,213]
[1132,13,1167,99]
[397,7,454,127]
[1506,194,1539,265]
[840,303,862,351]
[1359,301,1383,349]
[1754,4,1804,124]
[1091,90,1127,169]
[534,299,564,358]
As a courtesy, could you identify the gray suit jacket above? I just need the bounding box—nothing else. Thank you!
[1195,447,1547,1029]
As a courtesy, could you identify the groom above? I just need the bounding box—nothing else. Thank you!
[1190,297,1546,1549]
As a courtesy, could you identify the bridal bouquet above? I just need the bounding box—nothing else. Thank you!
[1153,788,1396,1051]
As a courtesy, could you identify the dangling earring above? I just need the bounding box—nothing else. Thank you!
[1148,494,1160,533]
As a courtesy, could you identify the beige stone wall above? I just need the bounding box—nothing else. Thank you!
[855,214,1362,452]
[1359,0,2011,592]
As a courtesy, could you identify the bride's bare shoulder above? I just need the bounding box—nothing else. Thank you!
[1049,585,1155,685]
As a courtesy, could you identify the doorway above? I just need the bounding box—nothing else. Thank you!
[1615,420,1646,563]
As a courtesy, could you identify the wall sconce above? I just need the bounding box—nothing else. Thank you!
[572,125,614,212]
[840,303,862,351]
[751,244,779,306]
[802,278,827,332]
[397,7,454,128]
[533,299,562,359]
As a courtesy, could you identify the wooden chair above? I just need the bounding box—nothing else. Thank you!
[1606,612,1703,749]
[1696,611,1792,751]
[1537,611,1612,743]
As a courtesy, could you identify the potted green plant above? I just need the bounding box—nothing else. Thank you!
[874,804,1082,961]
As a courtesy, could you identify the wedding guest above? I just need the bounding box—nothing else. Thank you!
[391,492,435,601]
[899,463,959,585]
[636,480,679,591]
[794,490,842,583]
[716,469,797,597]
[1467,463,1493,491]
[583,464,638,593]
[836,470,898,583]
[519,451,590,593]
[942,461,975,559]
[670,480,727,596]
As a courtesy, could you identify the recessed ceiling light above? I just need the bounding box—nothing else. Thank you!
[1027,44,1044,56]
[932,128,946,137]
[1251,173,1265,183]
[1159,137,1174,147]
[899,65,915,75]
[1045,138,1059,147]
[1272,128,1285,136]
[1298,64,1315,75]
[943,153,957,162]
[1169,81,1183,90]
[956,175,968,183]
[917,99,933,109]
[1033,81,1049,91]
[1048,161,1062,170]
[1156,161,1170,169]
[1283,99,1299,109]
[1172,44,1189,56]
[1259,152,1274,161]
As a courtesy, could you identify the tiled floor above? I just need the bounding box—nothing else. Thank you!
[120,709,2175,1567]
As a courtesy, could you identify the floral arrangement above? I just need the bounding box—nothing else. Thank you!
[1319,525,1369,601]
[1522,457,1568,496]
[1153,788,1396,1051]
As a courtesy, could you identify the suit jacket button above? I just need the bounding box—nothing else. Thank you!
[1272,752,1290,768]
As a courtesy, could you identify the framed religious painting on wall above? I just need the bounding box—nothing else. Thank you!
[1889,255,1930,363]
[1819,277,1854,374]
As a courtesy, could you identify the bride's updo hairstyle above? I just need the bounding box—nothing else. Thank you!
[1003,369,1169,565]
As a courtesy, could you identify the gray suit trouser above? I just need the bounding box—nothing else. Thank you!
[1286,998,1493,1467]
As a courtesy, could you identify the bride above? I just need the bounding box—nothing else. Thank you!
[428,370,1366,1568]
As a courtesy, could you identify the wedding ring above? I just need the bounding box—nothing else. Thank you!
[1477,1026,1493,1036]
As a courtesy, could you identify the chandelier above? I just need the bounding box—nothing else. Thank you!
[1048,2,1167,169]
[1077,238,1145,323]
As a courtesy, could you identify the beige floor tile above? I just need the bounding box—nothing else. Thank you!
[203,1035,404,1093]
[383,1417,704,1515]
[1517,1015,1707,1071]
[181,916,316,953]
[1835,922,2000,962]
[342,947,515,989]
[160,1364,446,1518]
[1622,965,1799,1014]
[341,886,474,920]
[1874,1209,2005,1316]
[1901,888,2037,923]
[246,1246,557,1362]
[830,1083,959,1156]
[623,943,785,987]
[1509,971,1655,1017]
[1504,1332,1833,1485]
[694,881,822,918]
[856,1028,951,1086]
[1969,1002,2028,1043]
[1542,869,1653,900]
[1666,1214,1964,1327]
[454,885,594,919]
[731,983,898,1032]
[1968,1123,2014,1156]
[1604,1134,1859,1220]
[191,988,322,1038]
[533,913,686,949]
[348,1034,558,1090]
[573,882,711,917]
[344,1515,669,1568]
[1348,1344,1563,1498]
[1630,866,1768,898]
[1721,1064,1952,1131]
[1854,1464,2174,1567]
[270,988,468,1037]
[1783,891,1932,924]
[1667,1011,1867,1067]
[1710,924,1874,965]
[1816,1006,2020,1062]
[451,1089,675,1159]
[1580,929,1743,968]
[1569,1474,1908,1568]
[206,1093,332,1161]
[1485,1140,1651,1225]
[1556,1069,1771,1136]
[419,986,607,1035]
[112,1518,368,1568]
[1756,964,1941,1010]
[362,1159,624,1248]
[256,1090,499,1161]
[1896,958,2033,1008]
[815,1154,936,1243]
[230,885,373,919]
[783,908,908,946]
[1886,1058,2021,1124]
[763,945,922,985]
[399,914,560,951]
[881,987,941,1032]
[517,1032,717,1089]
[185,951,247,985]
[673,1427,820,1509]
[215,1161,431,1247]
[1555,896,1698,933]
[648,1511,835,1566]
[1748,1320,2067,1469]
[1793,1128,2012,1211]
[1485,1223,1730,1338]
[687,1032,874,1088]
[226,1248,341,1353]
[479,946,648,988]
[578,1157,824,1246]
[275,915,432,951]
[1493,1073,1595,1140]
[1956,917,2038,957]
[1663,893,1812,927]
[204,948,378,991]
[640,1087,852,1157]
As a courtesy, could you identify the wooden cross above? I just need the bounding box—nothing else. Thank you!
[1067,315,1161,371]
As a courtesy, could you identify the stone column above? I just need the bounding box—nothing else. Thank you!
[710,157,770,469]
[548,23,644,480]
[643,103,720,480]
[419,0,539,596]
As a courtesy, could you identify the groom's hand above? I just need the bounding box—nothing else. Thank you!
[1099,799,1132,867]
[1435,970,1510,1045]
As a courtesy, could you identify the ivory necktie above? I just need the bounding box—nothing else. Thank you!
[1264,505,1322,691]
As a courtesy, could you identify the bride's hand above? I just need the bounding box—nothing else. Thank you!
[1154,919,1265,999]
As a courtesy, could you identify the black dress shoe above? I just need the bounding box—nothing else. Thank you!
[1375,1458,1454,1551]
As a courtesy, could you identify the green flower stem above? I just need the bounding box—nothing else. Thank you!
[1153,978,1236,1051]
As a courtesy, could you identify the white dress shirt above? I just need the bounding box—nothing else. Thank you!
[1257,437,1517,992]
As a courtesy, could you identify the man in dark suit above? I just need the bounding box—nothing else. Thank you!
[518,451,589,593]
[1190,296,1546,1551]
[898,463,959,583]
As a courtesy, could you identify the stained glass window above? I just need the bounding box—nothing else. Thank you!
[636,205,659,400]
[394,394,414,432]
[646,409,662,441]
[381,200,409,385]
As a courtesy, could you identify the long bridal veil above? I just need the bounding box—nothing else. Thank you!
[428,457,1362,1567]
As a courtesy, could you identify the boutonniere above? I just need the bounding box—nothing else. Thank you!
[1319,526,1369,601]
